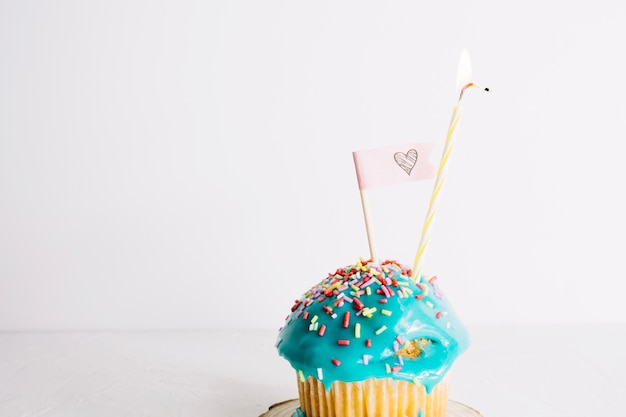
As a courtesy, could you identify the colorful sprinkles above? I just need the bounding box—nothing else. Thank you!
[343,312,350,328]
[375,325,387,335]
[279,259,456,386]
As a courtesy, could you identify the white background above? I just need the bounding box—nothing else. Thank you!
[1,0,625,331]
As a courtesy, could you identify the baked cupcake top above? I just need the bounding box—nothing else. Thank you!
[276,259,469,393]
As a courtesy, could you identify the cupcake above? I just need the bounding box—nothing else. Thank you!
[276,259,469,417]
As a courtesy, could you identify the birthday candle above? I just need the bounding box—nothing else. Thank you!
[411,107,463,282]
[412,49,488,282]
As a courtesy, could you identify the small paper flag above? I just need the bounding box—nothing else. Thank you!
[353,142,436,190]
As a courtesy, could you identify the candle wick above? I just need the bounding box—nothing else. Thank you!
[458,82,490,103]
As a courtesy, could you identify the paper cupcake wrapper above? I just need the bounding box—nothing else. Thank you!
[297,374,449,417]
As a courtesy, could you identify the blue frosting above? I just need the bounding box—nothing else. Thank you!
[276,260,470,393]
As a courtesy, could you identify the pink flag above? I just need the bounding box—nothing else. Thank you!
[353,142,436,190]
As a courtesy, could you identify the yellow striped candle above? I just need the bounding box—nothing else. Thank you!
[412,49,487,282]
[411,106,463,282]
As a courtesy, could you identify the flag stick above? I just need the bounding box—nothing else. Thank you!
[357,188,377,262]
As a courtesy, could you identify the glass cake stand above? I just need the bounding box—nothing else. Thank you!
[259,399,482,417]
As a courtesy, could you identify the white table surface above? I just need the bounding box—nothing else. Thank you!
[1,325,625,417]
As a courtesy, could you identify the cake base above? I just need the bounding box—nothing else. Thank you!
[259,399,482,417]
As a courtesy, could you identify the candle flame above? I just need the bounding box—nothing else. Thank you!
[456,49,472,92]
[456,49,489,102]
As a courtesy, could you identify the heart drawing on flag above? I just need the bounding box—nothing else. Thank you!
[393,149,418,176]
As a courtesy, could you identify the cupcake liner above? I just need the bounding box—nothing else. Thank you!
[297,374,449,417]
